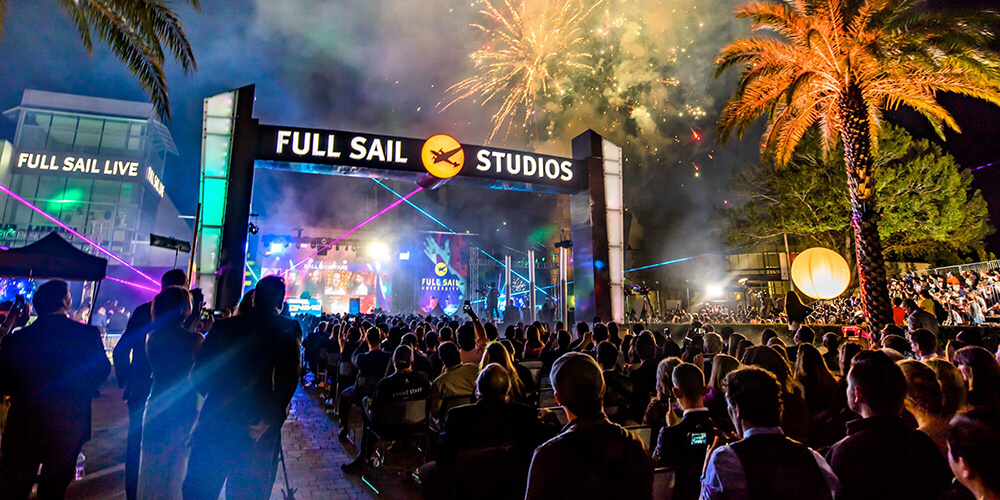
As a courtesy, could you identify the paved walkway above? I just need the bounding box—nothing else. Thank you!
[269,386,376,500]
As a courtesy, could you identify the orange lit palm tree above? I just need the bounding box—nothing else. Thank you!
[0,0,199,121]
[716,0,1000,328]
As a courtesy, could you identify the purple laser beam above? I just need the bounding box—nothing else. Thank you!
[281,186,424,275]
[106,276,158,293]
[0,182,160,286]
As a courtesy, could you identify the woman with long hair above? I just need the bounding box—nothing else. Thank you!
[138,287,204,500]
[925,358,968,418]
[952,346,1000,413]
[643,357,682,439]
[479,342,526,402]
[523,325,544,360]
[795,344,840,414]
[705,354,739,432]
[898,360,949,457]
[727,333,747,357]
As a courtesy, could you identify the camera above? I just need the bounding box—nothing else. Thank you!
[689,432,708,446]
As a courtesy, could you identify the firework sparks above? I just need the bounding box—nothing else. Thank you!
[440,0,601,142]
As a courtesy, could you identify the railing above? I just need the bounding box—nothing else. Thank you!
[911,259,1000,278]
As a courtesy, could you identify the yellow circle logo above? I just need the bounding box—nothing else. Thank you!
[435,262,449,277]
[421,134,464,179]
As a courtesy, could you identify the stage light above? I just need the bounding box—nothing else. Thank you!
[369,242,390,262]
[269,242,284,254]
[398,251,410,261]
[282,186,423,275]
[706,284,724,298]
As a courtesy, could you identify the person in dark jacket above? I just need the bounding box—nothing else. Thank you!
[182,276,301,500]
[112,268,187,500]
[337,328,391,440]
[596,341,634,424]
[825,350,952,500]
[525,352,654,500]
[421,363,554,499]
[701,366,838,500]
[653,363,723,500]
[0,279,111,499]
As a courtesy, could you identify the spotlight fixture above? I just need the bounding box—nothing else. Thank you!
[554,240,573,249]
[248,222,259,234]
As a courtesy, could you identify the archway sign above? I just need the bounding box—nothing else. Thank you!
[195,85,624,323]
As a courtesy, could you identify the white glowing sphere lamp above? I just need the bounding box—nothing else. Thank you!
[790,247,851,300]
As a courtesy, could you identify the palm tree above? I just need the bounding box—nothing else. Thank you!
[715,0,1000,329]
[0,0,199,121]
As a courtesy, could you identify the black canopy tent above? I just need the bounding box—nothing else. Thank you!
[0,232,108,322]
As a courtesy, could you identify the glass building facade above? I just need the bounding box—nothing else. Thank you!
[0,90,180,265]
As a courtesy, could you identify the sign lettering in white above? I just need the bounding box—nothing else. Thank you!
[16,152,141,179]
[145,167,165,198]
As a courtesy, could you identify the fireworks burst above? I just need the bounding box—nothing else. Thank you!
[440,0,601,142]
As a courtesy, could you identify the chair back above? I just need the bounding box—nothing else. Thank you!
[652,467,675,500]
[541,406,569,426]
[626,425,653,451]
[379,398,429,427]
[339,360,357,378]
[537,387,556,408]
[327,352,341,368]
[520,361,543,386]
[440,394,474,420]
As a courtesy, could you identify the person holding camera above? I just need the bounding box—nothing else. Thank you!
[653,362,725,500]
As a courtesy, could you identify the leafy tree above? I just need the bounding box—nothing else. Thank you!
[0,0,200,121]
[717,126,990,266]
[715,0,1000,328]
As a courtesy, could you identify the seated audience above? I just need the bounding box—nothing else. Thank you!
[822,333,841,374]
[597,341,634,424]
[429,342,477,423]
[908,329,939,361]
[525,353,653,499]
[898,359,949,457]
[952,346,1000,413]
[826,350,951,500]
[742,346,812,444]
[421,363,551,499]
[653,362,722,500]
[342,345,431,474]
[701,366,838,500]
[925,358,968,417]
[479,342,528,403]
[643,357,682,437]
[947,411,1000,500]
[338,328,391,441]
[704,354,739,433]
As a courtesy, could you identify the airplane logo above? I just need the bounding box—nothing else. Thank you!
[431,147,463,168]
[421,134,465,179]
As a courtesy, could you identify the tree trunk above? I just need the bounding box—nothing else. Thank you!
[840,84,893,330]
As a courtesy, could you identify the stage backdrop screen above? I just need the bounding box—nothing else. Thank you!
[417,233,467,316]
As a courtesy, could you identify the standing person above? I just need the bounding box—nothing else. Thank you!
[138,287,204,500]
[947,411,1000,500]
[486,283,500,321]
[825,350,952,500]
[701,366,839,500]
[0,280,111,499]
[113,269,188,500]
[183,277,302,500]
[525,353,654,500]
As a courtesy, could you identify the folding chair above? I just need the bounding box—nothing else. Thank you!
[362,398,432,495]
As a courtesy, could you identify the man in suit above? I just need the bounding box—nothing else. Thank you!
[421,363,553,499]
[112,268,187,500]
[0,280,111,499]
[183,276,301,500]
[653,363,722,500]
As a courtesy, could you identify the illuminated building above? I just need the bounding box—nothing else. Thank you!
[0,90,190,266]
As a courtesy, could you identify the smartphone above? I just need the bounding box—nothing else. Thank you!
[13,294,24,312]
[689,432,708,446]
[463,300,473,314]
[200,308,212,321]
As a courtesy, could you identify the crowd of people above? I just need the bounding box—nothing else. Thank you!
[301,293,1000,500]
[0,271,302,500]
[7,266,1000,499]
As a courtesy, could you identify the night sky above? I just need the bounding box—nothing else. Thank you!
[1,0,998,261]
